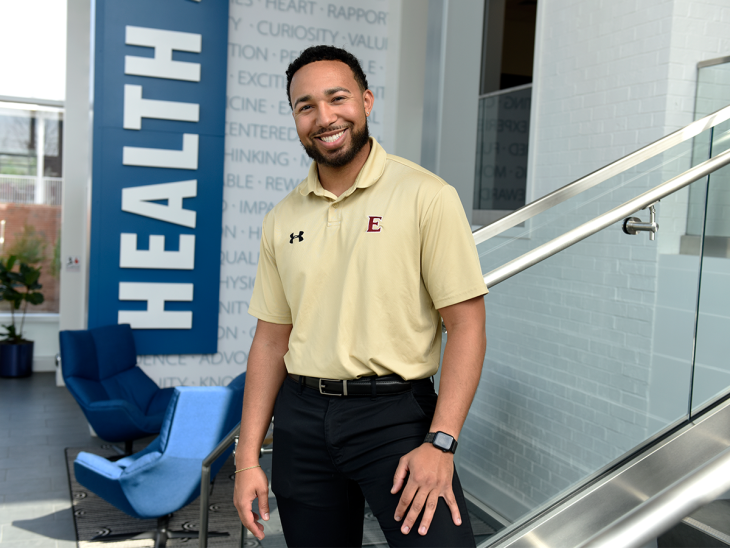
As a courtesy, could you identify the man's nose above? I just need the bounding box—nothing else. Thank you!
[316,103,337,128]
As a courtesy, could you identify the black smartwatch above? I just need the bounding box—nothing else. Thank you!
[424,431,458,454]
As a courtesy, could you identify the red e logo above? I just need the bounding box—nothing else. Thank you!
[366,216,383,232]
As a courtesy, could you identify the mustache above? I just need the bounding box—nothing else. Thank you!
[311,124,351,138]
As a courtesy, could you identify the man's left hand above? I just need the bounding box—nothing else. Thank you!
[391,443,462,535]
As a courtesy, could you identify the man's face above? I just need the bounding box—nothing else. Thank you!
[289,60,374,168]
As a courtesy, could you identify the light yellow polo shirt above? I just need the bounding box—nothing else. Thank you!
[248,138,487,380]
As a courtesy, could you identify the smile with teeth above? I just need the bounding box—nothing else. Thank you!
[318,130,345,143]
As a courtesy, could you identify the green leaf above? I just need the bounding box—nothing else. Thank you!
[26,292,44,305]
[0,257,45,338]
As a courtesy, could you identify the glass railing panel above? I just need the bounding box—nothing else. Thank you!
[689,58,730,414]
[475,125,723,277]
[457,174,711,525]
[691,152,730,413]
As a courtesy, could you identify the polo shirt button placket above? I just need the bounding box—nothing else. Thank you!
[328,201,341,228]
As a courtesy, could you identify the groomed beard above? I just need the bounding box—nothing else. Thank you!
[302,122,370,168]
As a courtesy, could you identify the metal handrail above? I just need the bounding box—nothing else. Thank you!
[578,446,730,548]
[698,55,730,69]
[483,146,730,288]
[478,83,532,100]
[199,421,240,548]
[473,103,730,246]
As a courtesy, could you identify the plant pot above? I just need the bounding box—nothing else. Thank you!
[0,340,34,378]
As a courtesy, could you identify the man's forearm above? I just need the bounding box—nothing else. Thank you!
[236,321,291,467]
[430,297,487,440]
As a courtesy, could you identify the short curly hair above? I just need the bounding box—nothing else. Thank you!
[285,45,369,109]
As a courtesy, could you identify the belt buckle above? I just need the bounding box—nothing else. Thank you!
[319,378,346,396]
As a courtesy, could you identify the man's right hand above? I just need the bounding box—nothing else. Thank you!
[233,466,271,540]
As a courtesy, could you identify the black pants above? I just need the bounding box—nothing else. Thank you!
[272,376,476,547]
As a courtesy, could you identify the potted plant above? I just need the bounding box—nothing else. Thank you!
[0,255,44,378]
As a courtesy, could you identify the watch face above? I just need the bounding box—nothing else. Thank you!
[433,432,453,451]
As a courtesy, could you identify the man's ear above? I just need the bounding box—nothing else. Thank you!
[363,89,375,114]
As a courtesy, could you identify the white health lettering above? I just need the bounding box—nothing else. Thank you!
[120,234,195,269]
[123,84,199,130]
[118,282,194,329]
[125,26,202,81]
[123,133,198,170]
[122,180,197,228]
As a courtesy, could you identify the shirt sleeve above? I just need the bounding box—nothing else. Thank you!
[248,214,293,324]
[420,185,488,309]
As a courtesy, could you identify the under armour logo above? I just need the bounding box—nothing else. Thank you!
[290,231,304,243]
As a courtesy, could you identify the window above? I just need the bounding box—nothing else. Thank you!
[0,102,63,313]
[473,0,537,227]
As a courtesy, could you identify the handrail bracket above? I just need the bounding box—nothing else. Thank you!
[623,201,659,241]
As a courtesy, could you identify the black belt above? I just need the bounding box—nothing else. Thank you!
[288,373,419,396]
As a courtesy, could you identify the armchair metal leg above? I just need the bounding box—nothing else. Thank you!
[200,422,242,547]
[153,514,171,548]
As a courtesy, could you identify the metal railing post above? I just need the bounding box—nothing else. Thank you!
[199,422,241,548]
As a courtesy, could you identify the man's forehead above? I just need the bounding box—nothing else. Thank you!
[290,60,359,96]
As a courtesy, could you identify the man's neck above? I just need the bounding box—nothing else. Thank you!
[317,141,372,198]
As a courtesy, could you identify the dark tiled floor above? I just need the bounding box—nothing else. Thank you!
[0,372,89,547]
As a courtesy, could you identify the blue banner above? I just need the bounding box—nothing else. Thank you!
[88,0,228,354]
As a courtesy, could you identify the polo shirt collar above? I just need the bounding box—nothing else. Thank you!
[299,137,387,198]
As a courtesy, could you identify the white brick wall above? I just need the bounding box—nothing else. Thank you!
[459,0,730,522]
[460,221,660,518]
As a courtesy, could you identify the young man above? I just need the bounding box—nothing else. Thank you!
[233,45,487,547]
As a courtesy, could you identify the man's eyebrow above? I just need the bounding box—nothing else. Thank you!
[293,94,312,109]
[293,87,352,109]
[324,86,351,96]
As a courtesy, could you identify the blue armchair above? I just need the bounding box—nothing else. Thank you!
[60,324,175,447]
[74,383,244,545]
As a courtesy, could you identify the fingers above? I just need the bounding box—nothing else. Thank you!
[396,487,463,535]
[258,491,271,522]
[415,492,440,535]
[391,456,409,494]
[393,480,417,523]
[233,470,270,541]
[237,501,263,540]
[237,500,264,541]
[400,490,429,535]
[444,490,462,527]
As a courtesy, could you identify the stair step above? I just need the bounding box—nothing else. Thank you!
[685,500,730,544]
[659,500,730,547]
